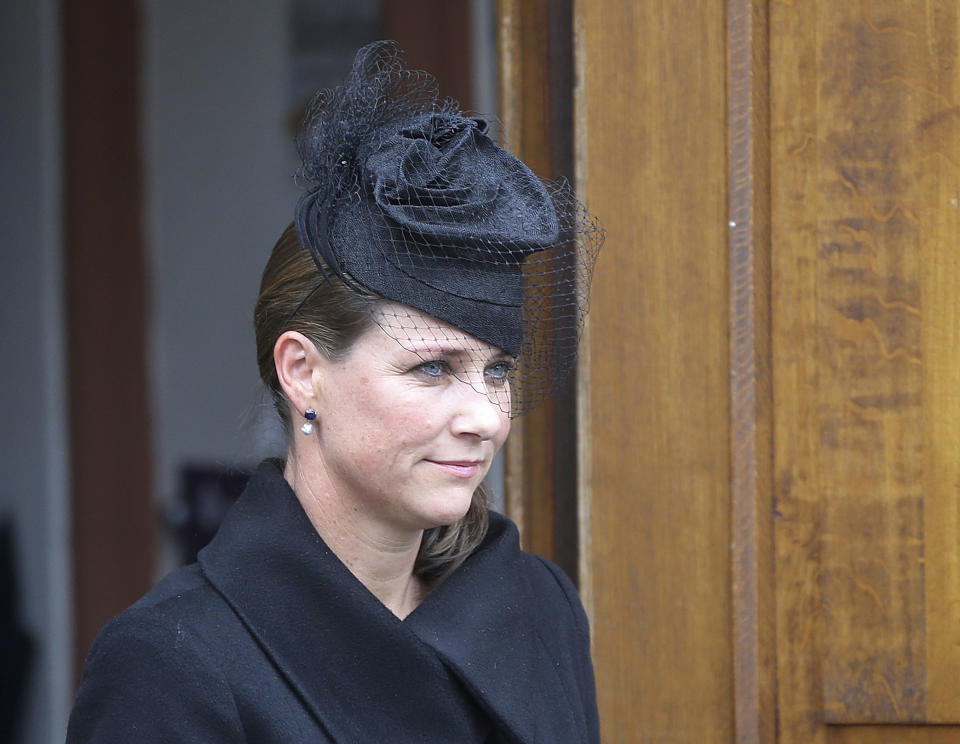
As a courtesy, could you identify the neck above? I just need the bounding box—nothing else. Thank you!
[284,451,427,619]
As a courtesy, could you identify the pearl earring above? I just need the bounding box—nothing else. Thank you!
[300,408,317,435]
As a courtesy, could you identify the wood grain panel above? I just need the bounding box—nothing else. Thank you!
[770,0,825,737]
[815,0,927,721]
[772,0,960,734]
[499,0,579,581]
[575,1,733,740]
[829,728,960,744]
[500,0,556,561]
[382,1,473,107]
[916,3,960,722]
[728,0,775,742]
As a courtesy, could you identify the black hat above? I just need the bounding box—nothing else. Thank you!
[293,41,602,414]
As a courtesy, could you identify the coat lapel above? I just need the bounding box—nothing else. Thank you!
[198,461,491,743]
[405,514,588,744]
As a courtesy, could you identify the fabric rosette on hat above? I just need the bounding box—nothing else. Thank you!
[293,40,603,416]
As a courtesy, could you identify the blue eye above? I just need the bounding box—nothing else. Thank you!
[485,360,515,381]
[416,360,447,377]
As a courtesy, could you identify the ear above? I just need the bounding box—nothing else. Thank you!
[273,331,323,416]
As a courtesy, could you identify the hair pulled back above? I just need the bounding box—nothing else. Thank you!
[253,224,489,585]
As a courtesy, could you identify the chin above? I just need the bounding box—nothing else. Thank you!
[417,488,476,529]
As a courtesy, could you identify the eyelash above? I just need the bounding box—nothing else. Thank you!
[485,360,516,382]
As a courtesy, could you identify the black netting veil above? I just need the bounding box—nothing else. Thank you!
[293,41,603,416]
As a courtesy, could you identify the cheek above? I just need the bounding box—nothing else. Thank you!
[355,398,437,455]
[494,415,512,449]
[355,381,440,434]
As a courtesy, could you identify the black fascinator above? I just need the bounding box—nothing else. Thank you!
[293,41,603,415]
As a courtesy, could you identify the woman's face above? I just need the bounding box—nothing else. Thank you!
[307,307,512,533]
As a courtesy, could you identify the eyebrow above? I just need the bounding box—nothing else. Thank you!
[402,343,514,362]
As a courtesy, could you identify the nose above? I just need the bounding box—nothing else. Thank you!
[449,379,508,441]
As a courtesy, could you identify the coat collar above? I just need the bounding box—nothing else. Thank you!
[404,519,587,744]
[199,460,580,743]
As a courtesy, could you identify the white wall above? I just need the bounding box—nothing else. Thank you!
[0,0,72,741]
[143,0,297,539]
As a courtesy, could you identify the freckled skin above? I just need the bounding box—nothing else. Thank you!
[309,314,511,534]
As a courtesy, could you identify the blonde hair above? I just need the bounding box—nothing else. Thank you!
[253,224,489,585]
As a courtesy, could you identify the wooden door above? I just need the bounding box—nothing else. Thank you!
[770,1,960,741]
[502,1,960,741]
[63,0,155,679]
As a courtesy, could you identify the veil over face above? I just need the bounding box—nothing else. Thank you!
[292,41,604,417]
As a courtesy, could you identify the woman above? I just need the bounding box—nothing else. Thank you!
[67,41,603,743]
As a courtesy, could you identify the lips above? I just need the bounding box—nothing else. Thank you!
[426,460,483,478]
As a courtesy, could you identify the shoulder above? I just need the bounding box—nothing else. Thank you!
[518,548,582,607]
[93,563,242,666]
[488,512,586,612]
[483,513,600,742]
[484,511,590,637]
[523,551,591,637]
[66,565,245,743]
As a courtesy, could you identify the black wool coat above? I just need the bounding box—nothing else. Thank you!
[66,460,599,743]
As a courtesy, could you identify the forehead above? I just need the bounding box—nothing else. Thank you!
[370,303,508,357]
